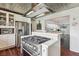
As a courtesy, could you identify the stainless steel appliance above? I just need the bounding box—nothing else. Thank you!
[21,36,51,56]
[15,21,29,47]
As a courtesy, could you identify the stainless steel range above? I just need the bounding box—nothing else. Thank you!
[23,36,50,44]
[21,35,51,56]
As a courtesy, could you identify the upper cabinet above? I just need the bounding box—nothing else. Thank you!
[0,11,15,35]
[0,12,6,26]
[0,11,15,27]
[9,14,14,26]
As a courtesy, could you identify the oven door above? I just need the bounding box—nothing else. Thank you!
[22,41,41,56]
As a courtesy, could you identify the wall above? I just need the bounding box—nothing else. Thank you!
[31,20,37,31]
[35,7,79,52]
[45,16,70,34]
[15,14,31,23]
[36,19,45,31]
[32,19,46,32]
[15,14,31,35]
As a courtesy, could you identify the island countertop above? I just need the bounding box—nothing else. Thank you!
[32,32,61,46]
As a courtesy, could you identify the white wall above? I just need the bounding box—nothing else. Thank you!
[15,14,31,23]
[45,16,70,34]
[31,20,37,31]
[32,19,45,32]
[35,7,79,52]
[36,19,46,32]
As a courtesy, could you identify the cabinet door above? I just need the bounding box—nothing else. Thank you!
[0,34,15,49]
[0,35,7,41]
[6,34,15,46]
[8,14,14,26]
[0,12,6,26]
[0,35,9,49]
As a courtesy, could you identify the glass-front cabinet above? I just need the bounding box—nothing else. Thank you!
[0,11,15,35]
[0,12,14,26]
[0,12,6,25]
[9,14,14,26]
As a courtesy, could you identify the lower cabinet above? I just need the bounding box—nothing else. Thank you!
[0,34,15,50]
[7,34,15,45]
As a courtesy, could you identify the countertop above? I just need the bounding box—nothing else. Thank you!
[21,32,61,47]
[32,32,61,46]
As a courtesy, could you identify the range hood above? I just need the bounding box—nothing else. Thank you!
[26,3,54,18]
[32,3,48,11]
[26,7,50,18]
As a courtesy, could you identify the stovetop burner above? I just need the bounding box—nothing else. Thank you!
[23,36,51,44]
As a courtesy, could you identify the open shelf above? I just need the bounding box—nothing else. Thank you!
[0,28,14,34]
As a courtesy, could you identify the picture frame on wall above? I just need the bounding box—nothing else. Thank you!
[37,20,42,30]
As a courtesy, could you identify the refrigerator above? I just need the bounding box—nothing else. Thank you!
[15,21,29,47]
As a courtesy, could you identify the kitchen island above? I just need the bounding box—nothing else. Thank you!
[21,32,61,56]
[32,32,61,56]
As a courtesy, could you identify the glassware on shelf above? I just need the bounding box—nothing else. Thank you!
[0,12,6,25]
[9,14,14,26]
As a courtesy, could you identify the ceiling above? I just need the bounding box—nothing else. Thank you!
[0,3,79,15]
[0,3,32,14]
[46,3,79,12]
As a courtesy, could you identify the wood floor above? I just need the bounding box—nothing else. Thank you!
[0,47,21,56]
[0,47,79,56]
[61,47,79,56]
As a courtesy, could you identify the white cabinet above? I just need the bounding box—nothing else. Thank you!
[0,12,6,26]
[0,10,31,50]
[0,34,15,50]
[6,34,15,45]
[0,10,15,50]
[0,11,15,27]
